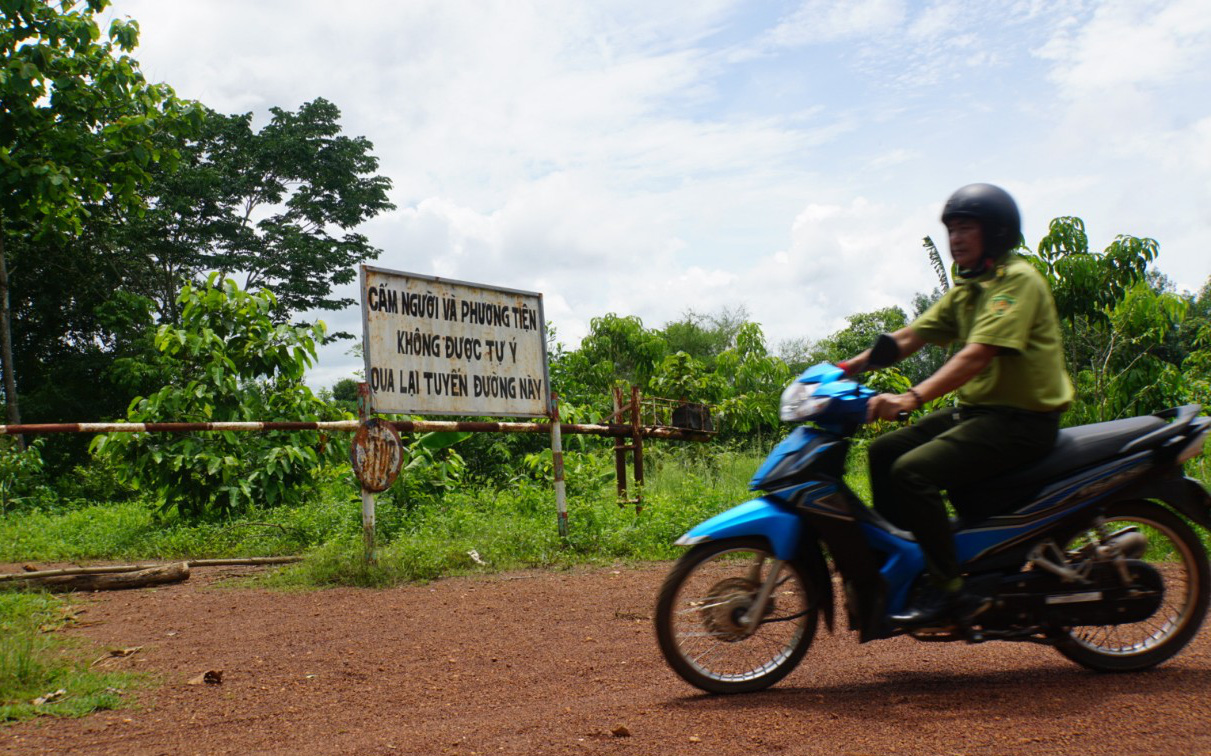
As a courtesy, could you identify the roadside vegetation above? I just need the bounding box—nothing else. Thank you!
[0,592,137,723]
[3,0,1210,724]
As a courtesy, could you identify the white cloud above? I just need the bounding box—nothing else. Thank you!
[1038,0,1211,93]
[710,197,939,352]
[1028,0,1211,291]
[905,1,963,41]
[101,0,1211,389]
[765,0,906,47]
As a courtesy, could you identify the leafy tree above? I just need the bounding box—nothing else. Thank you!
[92,276,343,517]
[329,377,360,414]
[802,306,929,382]
[0,0,198,427]
[8,232,165,471]
[713,323,790,437]
[563,313,667,401]
[1181,282,1211,409]
[922,236,950,293]
[1026,217,1157,328]
[1018,217,1162,421]
[907,288,948,382]
[660,306,750,367]
[776,335,817,374]
[1176,277,1211,388]
[1096,282,1187,419]
[650,352,726,404]
[811,307,908,364]
[9,97,391,468]
[122,99,395,326]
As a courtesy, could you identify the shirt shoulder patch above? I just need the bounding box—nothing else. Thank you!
[988,293,1017,317]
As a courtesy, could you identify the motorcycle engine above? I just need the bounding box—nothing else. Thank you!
[978,560,1164,628]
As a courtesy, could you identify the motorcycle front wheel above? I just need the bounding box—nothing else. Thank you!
[654,537,818,694]
[1054,500,1210,672]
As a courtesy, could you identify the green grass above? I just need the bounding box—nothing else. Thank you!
[2,443,1208,591]
[0,497,337,563]
[0,449,770,587]
[269,451,763,588]
[0,592,136,723]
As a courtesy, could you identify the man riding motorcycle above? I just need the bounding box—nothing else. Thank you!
[841,183,1075,628]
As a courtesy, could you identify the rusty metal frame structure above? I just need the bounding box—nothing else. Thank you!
[612,386,644,512]
[0,417,711,441]
[0,387,713,551]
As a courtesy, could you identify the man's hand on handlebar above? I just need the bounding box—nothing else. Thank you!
[866,393,918,423]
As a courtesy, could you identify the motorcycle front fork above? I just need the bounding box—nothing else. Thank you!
[739,556,786,633]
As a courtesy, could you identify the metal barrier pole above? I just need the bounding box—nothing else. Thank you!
[357,382,377,565]
[612,386,627,503]
[0,419,713,440]
[549,393,568,539]
[630,386,644,514]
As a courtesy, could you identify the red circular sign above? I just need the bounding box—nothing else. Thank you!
[349,419,403,493]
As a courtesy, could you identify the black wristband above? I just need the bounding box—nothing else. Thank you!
[907,387,923,409]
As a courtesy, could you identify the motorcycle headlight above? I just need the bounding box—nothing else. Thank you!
[779,381,831,422]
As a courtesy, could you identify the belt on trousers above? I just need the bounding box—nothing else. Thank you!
[954,405,1064,422]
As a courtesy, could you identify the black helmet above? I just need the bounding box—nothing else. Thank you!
[941,183,1022,260]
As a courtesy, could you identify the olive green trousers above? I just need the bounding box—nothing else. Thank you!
[868,406,1060,587]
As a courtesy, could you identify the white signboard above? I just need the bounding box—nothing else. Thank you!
[359,266,550,417]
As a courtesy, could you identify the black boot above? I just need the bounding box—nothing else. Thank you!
[892,587,989,629]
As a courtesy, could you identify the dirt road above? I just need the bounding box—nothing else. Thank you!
[5,563,1211,755]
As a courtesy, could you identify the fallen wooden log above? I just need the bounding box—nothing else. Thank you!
[187,557,303,568]
[0,564,163,582]
[20,562,191,592]
[0,556,302,584]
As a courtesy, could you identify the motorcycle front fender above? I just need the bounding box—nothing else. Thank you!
[675,498,801,561]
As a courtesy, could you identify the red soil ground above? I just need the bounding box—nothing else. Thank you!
[4,563,1211,755]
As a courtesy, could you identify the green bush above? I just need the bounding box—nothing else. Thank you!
[92,276,346,518]
[0,438,52,515]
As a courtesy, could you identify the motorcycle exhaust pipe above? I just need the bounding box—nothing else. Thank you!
[1098,529,1147,560]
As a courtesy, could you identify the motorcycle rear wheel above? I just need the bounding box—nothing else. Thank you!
[655,537,818,694]
[1053,500,1210,672]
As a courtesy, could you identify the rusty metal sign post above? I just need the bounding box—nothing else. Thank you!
[549,393,568,538]
[357,266,556,560]
[349,384,404,565]
[2,267,715,563]
[612,386,643,512]
[611,388,716,513]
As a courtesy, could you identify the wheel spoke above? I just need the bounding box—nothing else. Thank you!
[1061,507,1206,665]
[657,542,817,691]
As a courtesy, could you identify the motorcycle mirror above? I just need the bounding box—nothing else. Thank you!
[866,333,900,370]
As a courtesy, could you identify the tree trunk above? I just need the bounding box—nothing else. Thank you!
[0,556,303,583]
[20,562,190,592]
[0,217,23,439]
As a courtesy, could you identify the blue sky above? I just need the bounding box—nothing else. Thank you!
[107,0,1211,388]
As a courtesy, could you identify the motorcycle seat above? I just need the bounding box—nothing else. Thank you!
[949,414,1169,524]
[999,415,1168,486]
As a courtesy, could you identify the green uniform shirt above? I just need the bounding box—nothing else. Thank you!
[910,254,1074,412]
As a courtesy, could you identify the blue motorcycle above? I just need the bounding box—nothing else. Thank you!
[654,337,1211,694]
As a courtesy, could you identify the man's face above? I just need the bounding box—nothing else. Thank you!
[946,217,984,270]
